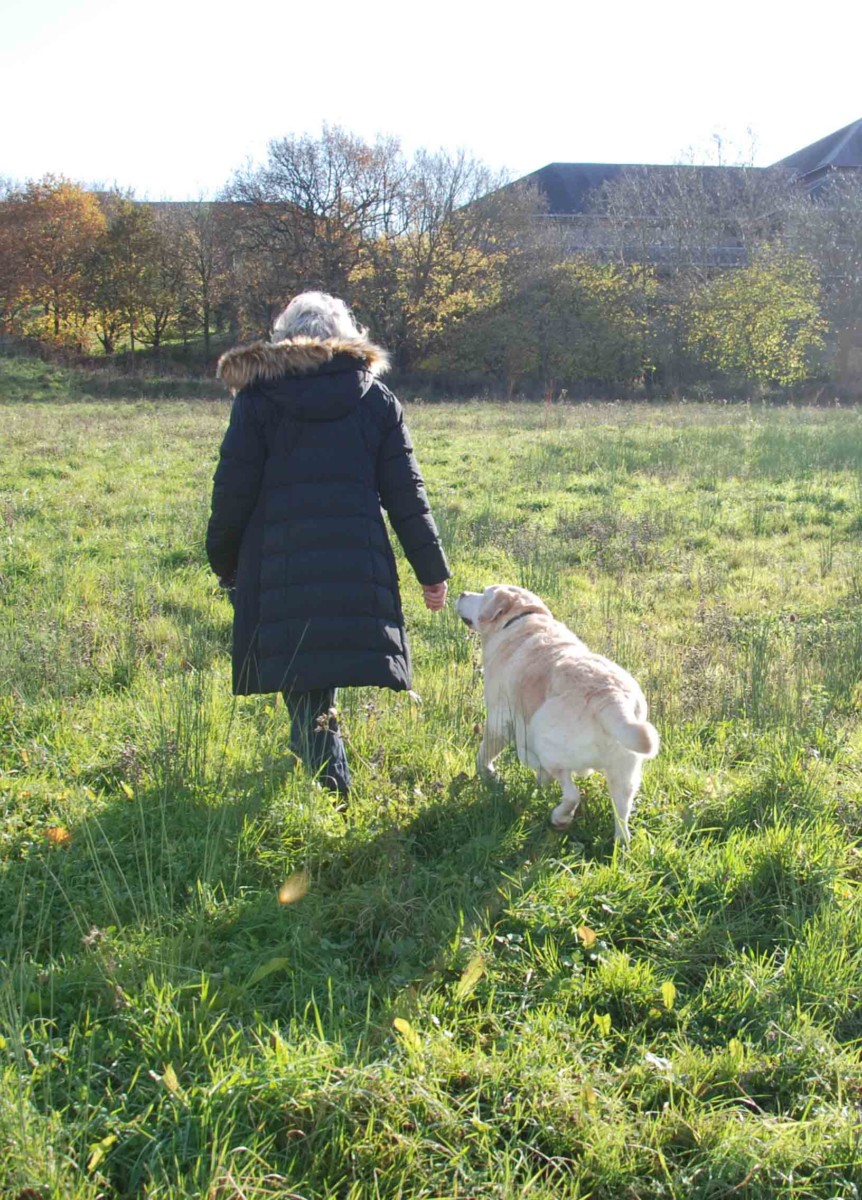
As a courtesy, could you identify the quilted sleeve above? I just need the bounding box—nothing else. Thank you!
[376,394,450,586]
[205,393,267,581]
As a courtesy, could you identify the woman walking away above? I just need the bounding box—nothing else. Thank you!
[206,292,450,799]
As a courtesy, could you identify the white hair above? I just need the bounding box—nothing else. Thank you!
[271,291,365,343]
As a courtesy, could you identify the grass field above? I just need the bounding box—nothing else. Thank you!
[3,379,862,1198]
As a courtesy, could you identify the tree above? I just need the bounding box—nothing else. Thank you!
[593,161,794,280]
[224,128,545,365]
[0,180,29,333]
[175,199,231,357]
[135,208,189,350]
[783,174,862,386]
[85,233,127,355]
[225,124,405,319]
[354,151,546,371]
[449,258,653,394]
[9,176,105,345]
[90,196,161,354]
[683,248,825,387]
[587,157,799,389]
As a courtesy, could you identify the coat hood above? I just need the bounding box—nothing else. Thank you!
[217,336,390,393]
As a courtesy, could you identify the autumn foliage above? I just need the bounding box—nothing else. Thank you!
[2,131,861,392]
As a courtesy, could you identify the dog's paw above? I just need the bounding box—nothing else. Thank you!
[550,805,576,832]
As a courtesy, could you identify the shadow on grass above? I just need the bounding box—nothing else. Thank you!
[0,761,571,1036]
[3,756,855,1200]
[6,735,843,1052]
[0,352,224,405]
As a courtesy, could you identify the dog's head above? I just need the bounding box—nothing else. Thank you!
[456,585,550,636]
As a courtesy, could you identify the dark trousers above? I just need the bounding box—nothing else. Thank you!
[283,688,351,795]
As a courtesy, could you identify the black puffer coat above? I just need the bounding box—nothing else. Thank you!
[206,335,450,696]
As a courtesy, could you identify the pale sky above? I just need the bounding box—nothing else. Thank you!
[3,0,861,198]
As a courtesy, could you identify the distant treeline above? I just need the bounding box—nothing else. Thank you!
[2,127,862,395]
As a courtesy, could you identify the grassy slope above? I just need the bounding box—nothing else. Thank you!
[2,385,862,1197]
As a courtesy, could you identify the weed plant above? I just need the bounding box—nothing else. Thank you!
[2,383,862,1197]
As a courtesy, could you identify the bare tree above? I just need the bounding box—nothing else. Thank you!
[782,172,862,386]
[174,199,231,357]
[222,129,545,366]
[592,163,795,279]
[356,150,546,370]
[581,152,799,390]
[224,125,406,315]
[133,208,189,350]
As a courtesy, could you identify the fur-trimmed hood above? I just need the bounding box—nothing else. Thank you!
[217,336,390,393]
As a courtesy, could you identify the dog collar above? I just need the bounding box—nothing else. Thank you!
[502,611,533,631]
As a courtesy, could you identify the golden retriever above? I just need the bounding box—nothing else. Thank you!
[456,584,659,844]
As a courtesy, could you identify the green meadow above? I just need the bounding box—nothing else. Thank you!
[3,370,862,1198]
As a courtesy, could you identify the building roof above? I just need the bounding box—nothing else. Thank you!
[520,163,629,214]
[518,162,766,215]
[773,118,862,177]
[515,120,862,215]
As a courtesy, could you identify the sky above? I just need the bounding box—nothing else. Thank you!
[3,0,861,199]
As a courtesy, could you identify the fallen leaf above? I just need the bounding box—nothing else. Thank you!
[661,981,677,1011]
[87,1133,118,1171]
[45,826,72,848]
[277,871,309,905]
[393,1017,422,1051]
[247,957,291,986]
[577,925,597,949]
[593,1012,612,1037]
[454,954,485,999]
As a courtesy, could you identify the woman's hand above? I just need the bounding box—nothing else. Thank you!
[422,581,448,612]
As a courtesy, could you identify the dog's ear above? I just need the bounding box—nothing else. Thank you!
[478,587,516,625]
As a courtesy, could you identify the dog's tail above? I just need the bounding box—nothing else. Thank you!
[599,706,660,758]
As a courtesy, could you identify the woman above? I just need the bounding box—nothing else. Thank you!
[206,292,450,797]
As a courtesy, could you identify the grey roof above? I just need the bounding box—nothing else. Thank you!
[518,162,765,215]
[514,120,862,216]
[519,163,631,213]
[772,118,862,176]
